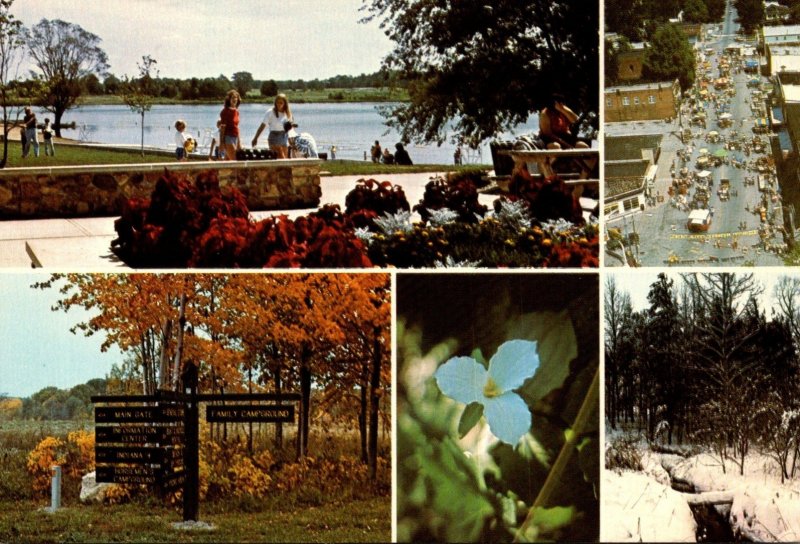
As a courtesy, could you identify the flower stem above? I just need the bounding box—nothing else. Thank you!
[513,364,599,542]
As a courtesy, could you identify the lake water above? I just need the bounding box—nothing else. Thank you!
[43,102,539,165]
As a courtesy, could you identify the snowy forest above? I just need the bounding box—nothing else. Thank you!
[604,271,800,542]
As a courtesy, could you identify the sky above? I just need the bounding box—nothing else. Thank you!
[11,0,395,80]
[608,269,783,316]
[0,273,121,398]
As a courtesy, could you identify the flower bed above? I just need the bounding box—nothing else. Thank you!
[111,170,598,268]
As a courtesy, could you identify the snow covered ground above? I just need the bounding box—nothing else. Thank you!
[604,431,800,542]
[603,470,697,542]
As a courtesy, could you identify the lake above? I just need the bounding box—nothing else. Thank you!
[42,102,539,165]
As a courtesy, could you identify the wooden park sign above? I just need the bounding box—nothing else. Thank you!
[206,404,294,423]
[91,364,301,522]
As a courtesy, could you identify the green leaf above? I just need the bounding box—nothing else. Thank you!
[530,505,577,534]
[577,437,599,489]
[500,494,518,527]
[511,310,577,402]
[458,402,484,438]
[470,347,487,368]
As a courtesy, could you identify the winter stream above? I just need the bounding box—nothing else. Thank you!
[604,446,800,542]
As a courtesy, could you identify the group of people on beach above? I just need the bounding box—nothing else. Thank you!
[173,91,319,162]
[369,140,413,165]
[20,106,55,159]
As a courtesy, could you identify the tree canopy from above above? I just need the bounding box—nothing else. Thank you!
[642,24,695,91]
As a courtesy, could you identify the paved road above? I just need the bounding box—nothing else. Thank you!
[607,2,785,267]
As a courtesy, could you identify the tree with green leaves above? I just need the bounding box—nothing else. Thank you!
[0,0,26,168]
[260,79,278,97]
[643,24,695,91]
[683,0,710,22]
[25,19,109,137]
[122,55,158,157]
[231,71,254,97]
[734,0,764,35]
[362,0,598,147]
[605,0,646,40]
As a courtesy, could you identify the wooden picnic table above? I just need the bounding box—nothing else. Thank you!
[500,148,599,184]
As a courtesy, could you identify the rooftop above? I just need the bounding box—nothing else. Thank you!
[605,176,646,199]
[606,160,651,179]
[605,134,663,161]
[768,45,800,56]
[764,25,800,37]
[782,84,800,102]
[606,81,677,93]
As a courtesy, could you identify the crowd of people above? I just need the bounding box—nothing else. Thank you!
[173,91,321,162]
[20,89,424,165]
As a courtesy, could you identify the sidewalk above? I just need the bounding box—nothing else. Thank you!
[0,172,470,269]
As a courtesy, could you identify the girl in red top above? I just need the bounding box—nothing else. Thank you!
[219,90,241,160]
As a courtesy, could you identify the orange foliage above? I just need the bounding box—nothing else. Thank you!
[27,432,99,496]
[26,437,66,493]
[36,273,393,454]
[0,397,22,419]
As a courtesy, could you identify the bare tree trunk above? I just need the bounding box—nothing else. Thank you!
[368,325,382,479]
[359,378,368,463]
[300,362,311,458]
[171,292,187,391]
[274,369,283,448]
[158,319,173,389]
[247,365,253,454]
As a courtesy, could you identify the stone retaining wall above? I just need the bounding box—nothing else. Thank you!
[0,159,322,218]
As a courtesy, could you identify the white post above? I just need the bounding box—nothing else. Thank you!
[50,465,61,511]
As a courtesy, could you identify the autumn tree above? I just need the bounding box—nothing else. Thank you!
[35,274,209,394]
[26,19,109,136]
[328,274,391,476]
[37,273,393,472]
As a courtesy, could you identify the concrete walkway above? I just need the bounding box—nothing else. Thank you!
[0,172,489,269]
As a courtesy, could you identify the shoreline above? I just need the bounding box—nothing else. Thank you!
[2,126,75,144]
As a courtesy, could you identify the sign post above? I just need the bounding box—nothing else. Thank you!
[91,369,301,524]
[182,363,199,522]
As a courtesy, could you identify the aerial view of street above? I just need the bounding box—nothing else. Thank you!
[605,2,789,267]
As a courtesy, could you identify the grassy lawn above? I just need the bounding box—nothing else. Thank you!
[0,144,177,168]
[0,497,390,543]
[0,143,486,175]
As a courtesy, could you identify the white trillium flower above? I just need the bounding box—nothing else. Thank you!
[434,339,539,445]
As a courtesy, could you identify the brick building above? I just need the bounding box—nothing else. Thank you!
[615,44,646,82]
[605,80,680,123]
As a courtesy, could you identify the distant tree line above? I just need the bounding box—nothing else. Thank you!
[6,69,404,103]
[606,273,800,480]
[0,378,108,421]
